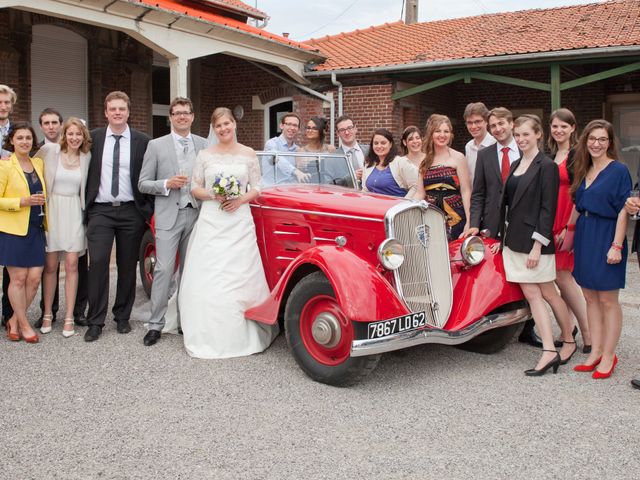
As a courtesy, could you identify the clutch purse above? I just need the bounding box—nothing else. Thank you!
[558,230,575,252]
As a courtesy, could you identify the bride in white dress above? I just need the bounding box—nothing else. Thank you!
[167,107,278,358]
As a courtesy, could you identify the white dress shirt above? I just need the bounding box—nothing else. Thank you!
[495,137,520,170]
[96,125,134,203]
[465,132,496,183]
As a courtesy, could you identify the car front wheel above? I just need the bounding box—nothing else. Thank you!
[284,271,380,387]
[138,229,155,299]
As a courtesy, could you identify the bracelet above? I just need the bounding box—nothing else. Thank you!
[611,242,622,251]
[567,224,575,232]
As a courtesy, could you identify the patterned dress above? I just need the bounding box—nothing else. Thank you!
[422,165,466,240]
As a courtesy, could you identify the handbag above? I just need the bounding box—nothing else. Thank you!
[558,229,574,252]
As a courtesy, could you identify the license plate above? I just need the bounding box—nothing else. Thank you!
[367,312,427,339]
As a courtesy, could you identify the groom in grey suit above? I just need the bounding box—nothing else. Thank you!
[138,97,208,346]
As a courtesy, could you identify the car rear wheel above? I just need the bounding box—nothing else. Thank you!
[284,271,380,386]
[138,229,155,299]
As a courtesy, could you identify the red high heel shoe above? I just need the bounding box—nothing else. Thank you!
[6,321,20,341]
[573,356,602,372]
[592,356,618,379]
[20,326,39,344]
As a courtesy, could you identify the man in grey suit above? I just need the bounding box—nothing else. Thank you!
[330,114,370,188]
[138,97,208,346]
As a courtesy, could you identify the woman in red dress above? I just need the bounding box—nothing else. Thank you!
[549,108,591,353]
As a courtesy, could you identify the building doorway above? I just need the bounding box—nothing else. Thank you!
[264,98,293,143]
[609,95,640,186]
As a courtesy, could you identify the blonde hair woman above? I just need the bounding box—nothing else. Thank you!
[37,117,91,337]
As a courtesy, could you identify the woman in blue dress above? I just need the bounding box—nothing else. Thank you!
[362,128,417,198]
[569,120,631,379]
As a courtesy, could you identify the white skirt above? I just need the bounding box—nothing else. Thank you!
[45,193,86,254]
[503,246,556,283]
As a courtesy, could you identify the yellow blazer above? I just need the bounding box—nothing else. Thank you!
[0,153,47,235]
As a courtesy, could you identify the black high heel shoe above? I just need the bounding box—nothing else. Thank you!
[559,340,577,365]
[554,326,578,348]
[525,350,561,376]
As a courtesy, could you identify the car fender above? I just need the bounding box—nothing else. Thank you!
[245,245,409,325]
[446,238,526,330]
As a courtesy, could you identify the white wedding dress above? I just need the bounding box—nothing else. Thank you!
[164,151,278,358]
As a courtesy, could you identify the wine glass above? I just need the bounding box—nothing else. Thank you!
[630,189,640,220]
[36,190,45,217]
[179,168,189,191]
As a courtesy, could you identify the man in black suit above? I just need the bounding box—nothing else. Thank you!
[84,91,152,342]
[464,107,540,346]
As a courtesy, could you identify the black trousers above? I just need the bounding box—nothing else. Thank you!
[2,254,88,320]
[86,203,145,327]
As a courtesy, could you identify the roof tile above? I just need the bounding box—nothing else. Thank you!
[306,0,640,71]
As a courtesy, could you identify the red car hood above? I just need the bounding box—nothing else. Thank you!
[253,185,408,219]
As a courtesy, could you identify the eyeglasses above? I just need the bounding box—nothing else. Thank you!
[337,125,355,134]
[282,122,299,128]
[171,111,193,117]
[587,136,609,145]
[465,120,485,127]
[305,126,319,130]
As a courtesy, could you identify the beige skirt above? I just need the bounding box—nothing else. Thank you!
[503,246,556,283]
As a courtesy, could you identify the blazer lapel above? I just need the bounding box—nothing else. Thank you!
[510,153,543,210]
[165,135,179,175]
[489,146,502,185]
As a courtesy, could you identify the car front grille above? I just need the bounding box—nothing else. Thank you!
[385,202,452,328]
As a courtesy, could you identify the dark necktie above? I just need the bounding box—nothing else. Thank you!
[112,134,122,197]
[501,147,510,183]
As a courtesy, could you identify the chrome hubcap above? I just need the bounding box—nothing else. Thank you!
[311,312,342,348]
[144,255,156,275]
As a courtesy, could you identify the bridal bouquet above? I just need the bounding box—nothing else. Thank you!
[211,174,242,209]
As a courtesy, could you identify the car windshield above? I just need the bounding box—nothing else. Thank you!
[256,151,358,189]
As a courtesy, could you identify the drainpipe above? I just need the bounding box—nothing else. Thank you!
[331,72,343,117]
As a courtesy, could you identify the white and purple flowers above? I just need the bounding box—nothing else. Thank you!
[211,174,241,209]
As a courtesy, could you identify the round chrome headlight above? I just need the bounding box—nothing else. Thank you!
[460,236,485,266]
[377,238,405,270]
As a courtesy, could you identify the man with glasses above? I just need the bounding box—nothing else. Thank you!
[261,112,309,185]
[138,97,207,346]
[463,102,495,184]
[335,114,368,185]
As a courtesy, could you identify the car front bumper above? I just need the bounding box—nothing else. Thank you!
[350,306,531,357]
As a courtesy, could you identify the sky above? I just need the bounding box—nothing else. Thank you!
[253,0,602,41]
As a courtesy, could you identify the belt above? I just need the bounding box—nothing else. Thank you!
[96,201,134,207]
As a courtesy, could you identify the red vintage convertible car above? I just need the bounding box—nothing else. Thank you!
[139,152,530,386]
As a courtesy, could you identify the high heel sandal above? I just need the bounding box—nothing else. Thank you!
[554,325,578,348]
[573,356,602,372]
[62,318,75,338]
[40,314,53,334]
[20,325,39,344]
[559,340,577,365]
[6,321,20,342]
[525,350,561,376]
[592,356,618,379]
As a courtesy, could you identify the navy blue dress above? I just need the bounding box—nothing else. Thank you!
[365,167,407,197]
[0,169,46,267]
[573,161,631,291]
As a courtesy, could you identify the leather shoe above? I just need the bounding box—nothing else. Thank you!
[631,378,640,390]
[116,320,132,334]
[74,315,89,327]
[518,320,543,348]
[84,325,102,342]
[143,330,161,346]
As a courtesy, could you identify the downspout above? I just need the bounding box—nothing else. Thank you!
[331,72,343,117]
[247,60,335,144]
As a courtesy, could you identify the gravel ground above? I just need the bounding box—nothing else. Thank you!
[1,256,639,480]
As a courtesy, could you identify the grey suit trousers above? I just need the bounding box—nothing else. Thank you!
[148,207,199,331]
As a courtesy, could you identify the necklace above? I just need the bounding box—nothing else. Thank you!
[586,160,610,183]
[61,151,80,168]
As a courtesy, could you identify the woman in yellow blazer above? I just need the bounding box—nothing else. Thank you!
[0,122,47,343]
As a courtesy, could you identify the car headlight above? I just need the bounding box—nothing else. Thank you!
[460,236,485,266]
[378,238,404,270]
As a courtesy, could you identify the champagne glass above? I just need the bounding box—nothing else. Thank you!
[36,190,45,216]
[179,168,189,191]
[631,189,640,220]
